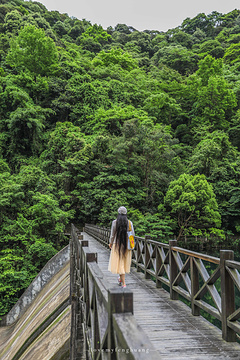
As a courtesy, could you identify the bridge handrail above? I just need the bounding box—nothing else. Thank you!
[172,246,220,264]
[84,223,240,343]
[70,224,159,359]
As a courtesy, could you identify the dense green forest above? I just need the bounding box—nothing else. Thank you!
[1,0,240,316]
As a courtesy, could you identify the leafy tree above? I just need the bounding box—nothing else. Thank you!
[164,173,222,240]
[42,121,92,176]
[152,33,167,47]
[196,55,223,85]
[193,76,236,131]
[228,109,240,149]
[0,161,72,316]
[198,40,224,58]
[86,105,150,135]
[68,19,87,40]
[93,48,138,71]
[0,74,53,158]
[43,10,63,27]
[215,27,233,45]
[129,209,174,240]
[188,131,237,176]
[0,4,12,25]
[171,31,193,48]
[143,92,182,125]
[152,45,198,75]
[128,31,154,56]
[114,24,132,34]
[6,25,59,76]
[68,79,111,129]
[223,43,240,64]
[190,58,237,133]
[26,192,72,239]
[220,9,240,28]
[226,33,240,45]
[187,131,240,232]
[53,20,69,37]
[3,9,22,33]
[181,12,220,36]
[0,171,24,228]
[79,24,111,52]
[192,27,206,43]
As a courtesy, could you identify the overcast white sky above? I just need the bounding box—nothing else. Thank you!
[33,0,240,31]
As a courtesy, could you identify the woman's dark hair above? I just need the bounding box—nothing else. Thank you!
[116,213,128,256]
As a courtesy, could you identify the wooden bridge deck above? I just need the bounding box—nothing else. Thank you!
[83,231,240,360]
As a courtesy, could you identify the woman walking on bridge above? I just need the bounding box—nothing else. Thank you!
[108,206,134,288]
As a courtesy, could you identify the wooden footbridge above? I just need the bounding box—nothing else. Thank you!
[2,224,240,359]
[71,224,240,359]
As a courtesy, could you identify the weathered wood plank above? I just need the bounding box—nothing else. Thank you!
[112,313,159,359]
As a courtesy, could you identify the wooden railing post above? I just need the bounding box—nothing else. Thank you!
[144,235,151,279]
[190,257,200,316]
[220,250,236,342]
[136,238,141,272]
[156,246,162,288]
[169,240,178,300]
[107,288,133,360]
[84,252,98,318]
[79,239,88,290]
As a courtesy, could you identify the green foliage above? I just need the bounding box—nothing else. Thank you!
[87,105,150,135]
[1,1,240,317]
[6,25,59,76]
[0,162,71,316]
[198,40,224,58]
[152,45,198,75]
[188,131,237,176]
[26,192,72,238]
[187,131,240,232]
[164,173,222,240]
[78,24,111,52]
[4,9,22,33]
[129,208,174,240]
[192,62,237,131]
[143,92,182,124]
[223,43,240,65]
[93,48,138,71]
[170,31,193,48]
[81,24,111,44]
[196,55,223,85]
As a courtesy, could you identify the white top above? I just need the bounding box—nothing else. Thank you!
[109,219,135,245]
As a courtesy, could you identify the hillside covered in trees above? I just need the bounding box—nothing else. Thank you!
[1,0,240,316]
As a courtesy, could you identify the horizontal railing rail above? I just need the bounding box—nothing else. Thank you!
[70,224,159,359]
[84,223,240,343]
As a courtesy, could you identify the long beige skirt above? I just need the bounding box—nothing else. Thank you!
[108,244,132,274]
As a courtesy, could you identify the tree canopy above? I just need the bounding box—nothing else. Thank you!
[1,1,240,317]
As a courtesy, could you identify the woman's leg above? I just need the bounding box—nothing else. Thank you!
[120,274,125,286]
[118,275,122,284]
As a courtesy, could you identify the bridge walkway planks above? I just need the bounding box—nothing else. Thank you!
[83,231,240,360]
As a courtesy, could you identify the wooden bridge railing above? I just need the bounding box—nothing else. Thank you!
[70,224,159,360]
[84,223,240,343]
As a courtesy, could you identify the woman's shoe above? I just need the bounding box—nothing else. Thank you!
[118,276,122,286]
[122,284,126,288]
